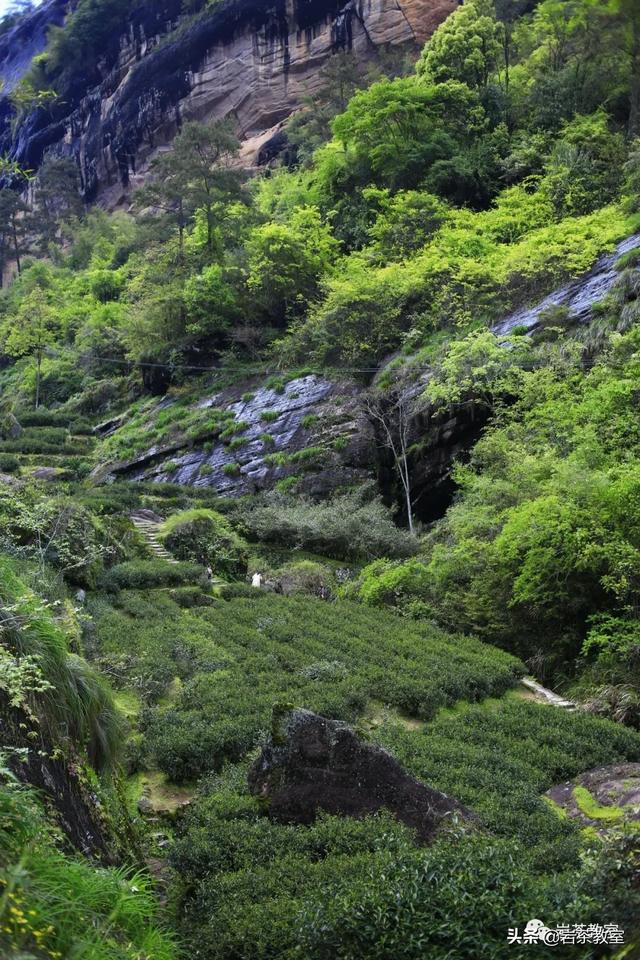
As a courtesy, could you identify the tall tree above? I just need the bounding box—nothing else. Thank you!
[31,157,84,253]
[0,190,29,283]
[160,120,242,255]
[4,287,61,408]
[134,150,190,263]
[417,0,503,91]
[364,388,416,536]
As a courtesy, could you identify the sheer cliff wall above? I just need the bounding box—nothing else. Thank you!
[0,0,456,205]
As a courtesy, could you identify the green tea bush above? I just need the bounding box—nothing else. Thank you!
[138,593,523,780]
[295,833,594,960]
[160,508,249,575]
[0,438,86,455]
[0,454,20,474]
[17,410,72,428]
[21,426,69,444]
[375,699,640,871]
[169,762,634,960]
[98,559,202,592]
[217,582,257,599]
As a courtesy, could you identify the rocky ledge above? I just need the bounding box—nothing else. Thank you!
[99,373,373,497]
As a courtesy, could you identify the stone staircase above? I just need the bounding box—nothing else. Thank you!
[130,510,178,564]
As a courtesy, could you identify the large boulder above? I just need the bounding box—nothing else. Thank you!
[249,707,474,843]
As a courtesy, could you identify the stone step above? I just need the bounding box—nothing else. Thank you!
[520,677,576,710]
[130,513,179,565]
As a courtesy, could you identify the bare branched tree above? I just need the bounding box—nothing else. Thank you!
[364,388,415,536]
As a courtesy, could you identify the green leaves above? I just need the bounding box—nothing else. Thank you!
[422,329,533,413]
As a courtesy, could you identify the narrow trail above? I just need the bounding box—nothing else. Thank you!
[520,677,576,710]
[130,510,178,564]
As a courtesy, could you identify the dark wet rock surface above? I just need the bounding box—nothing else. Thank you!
[249,707,475,842]
[492,234,640,336]
[5,707,118,862]
[0,0,67,94]
[108,374,374,497]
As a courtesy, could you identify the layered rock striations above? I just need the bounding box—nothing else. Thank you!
[0,0,456,204]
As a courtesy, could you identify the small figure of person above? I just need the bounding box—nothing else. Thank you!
[252,571,263,589]
[206,564,213,583]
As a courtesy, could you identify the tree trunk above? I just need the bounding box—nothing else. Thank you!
[402,458,414,536]
[12,214,21,275]
[35,351,42,409]
[630,16,640,139]
[206,205,213,252]
[178,199,185,264]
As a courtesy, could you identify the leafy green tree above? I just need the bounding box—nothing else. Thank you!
[31,157,84,254]
[540,111,626,216]
[422,329,532,413]
[183,264,241,343]
[0,189,29,281]
[246,207,338,325]
[418,0,503,90]
[162,120,243,255]
[134,150,191,262]
[4,287,62,408]
[366,189,449,260]
[331,77,485,192]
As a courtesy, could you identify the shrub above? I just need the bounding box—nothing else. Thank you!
[18,410,71,427]
[228,437,249,451]
[98,560,202,592]
[289,446,327,467]
[139,593,523,780]
[216,582,257,600]
[238,490,418,561]
[260,410,280,423]
[0,492,121,587]
[375,699,640,871]
[275,475,300,493]
[160,509,249,576]
[0,453,20,473]
[269,559,335,598]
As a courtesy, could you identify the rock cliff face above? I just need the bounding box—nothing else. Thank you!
[0,0,456,205]
[97,373,374,499]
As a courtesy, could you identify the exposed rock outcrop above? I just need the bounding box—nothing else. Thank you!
[546,763,640,834]
[100,373,374,497]
[0,0,68,94]
[4,705,118,862]
[0,0,456,205]
[249,706,475,842]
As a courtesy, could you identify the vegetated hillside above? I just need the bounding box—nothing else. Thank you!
[2,0,640,957]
